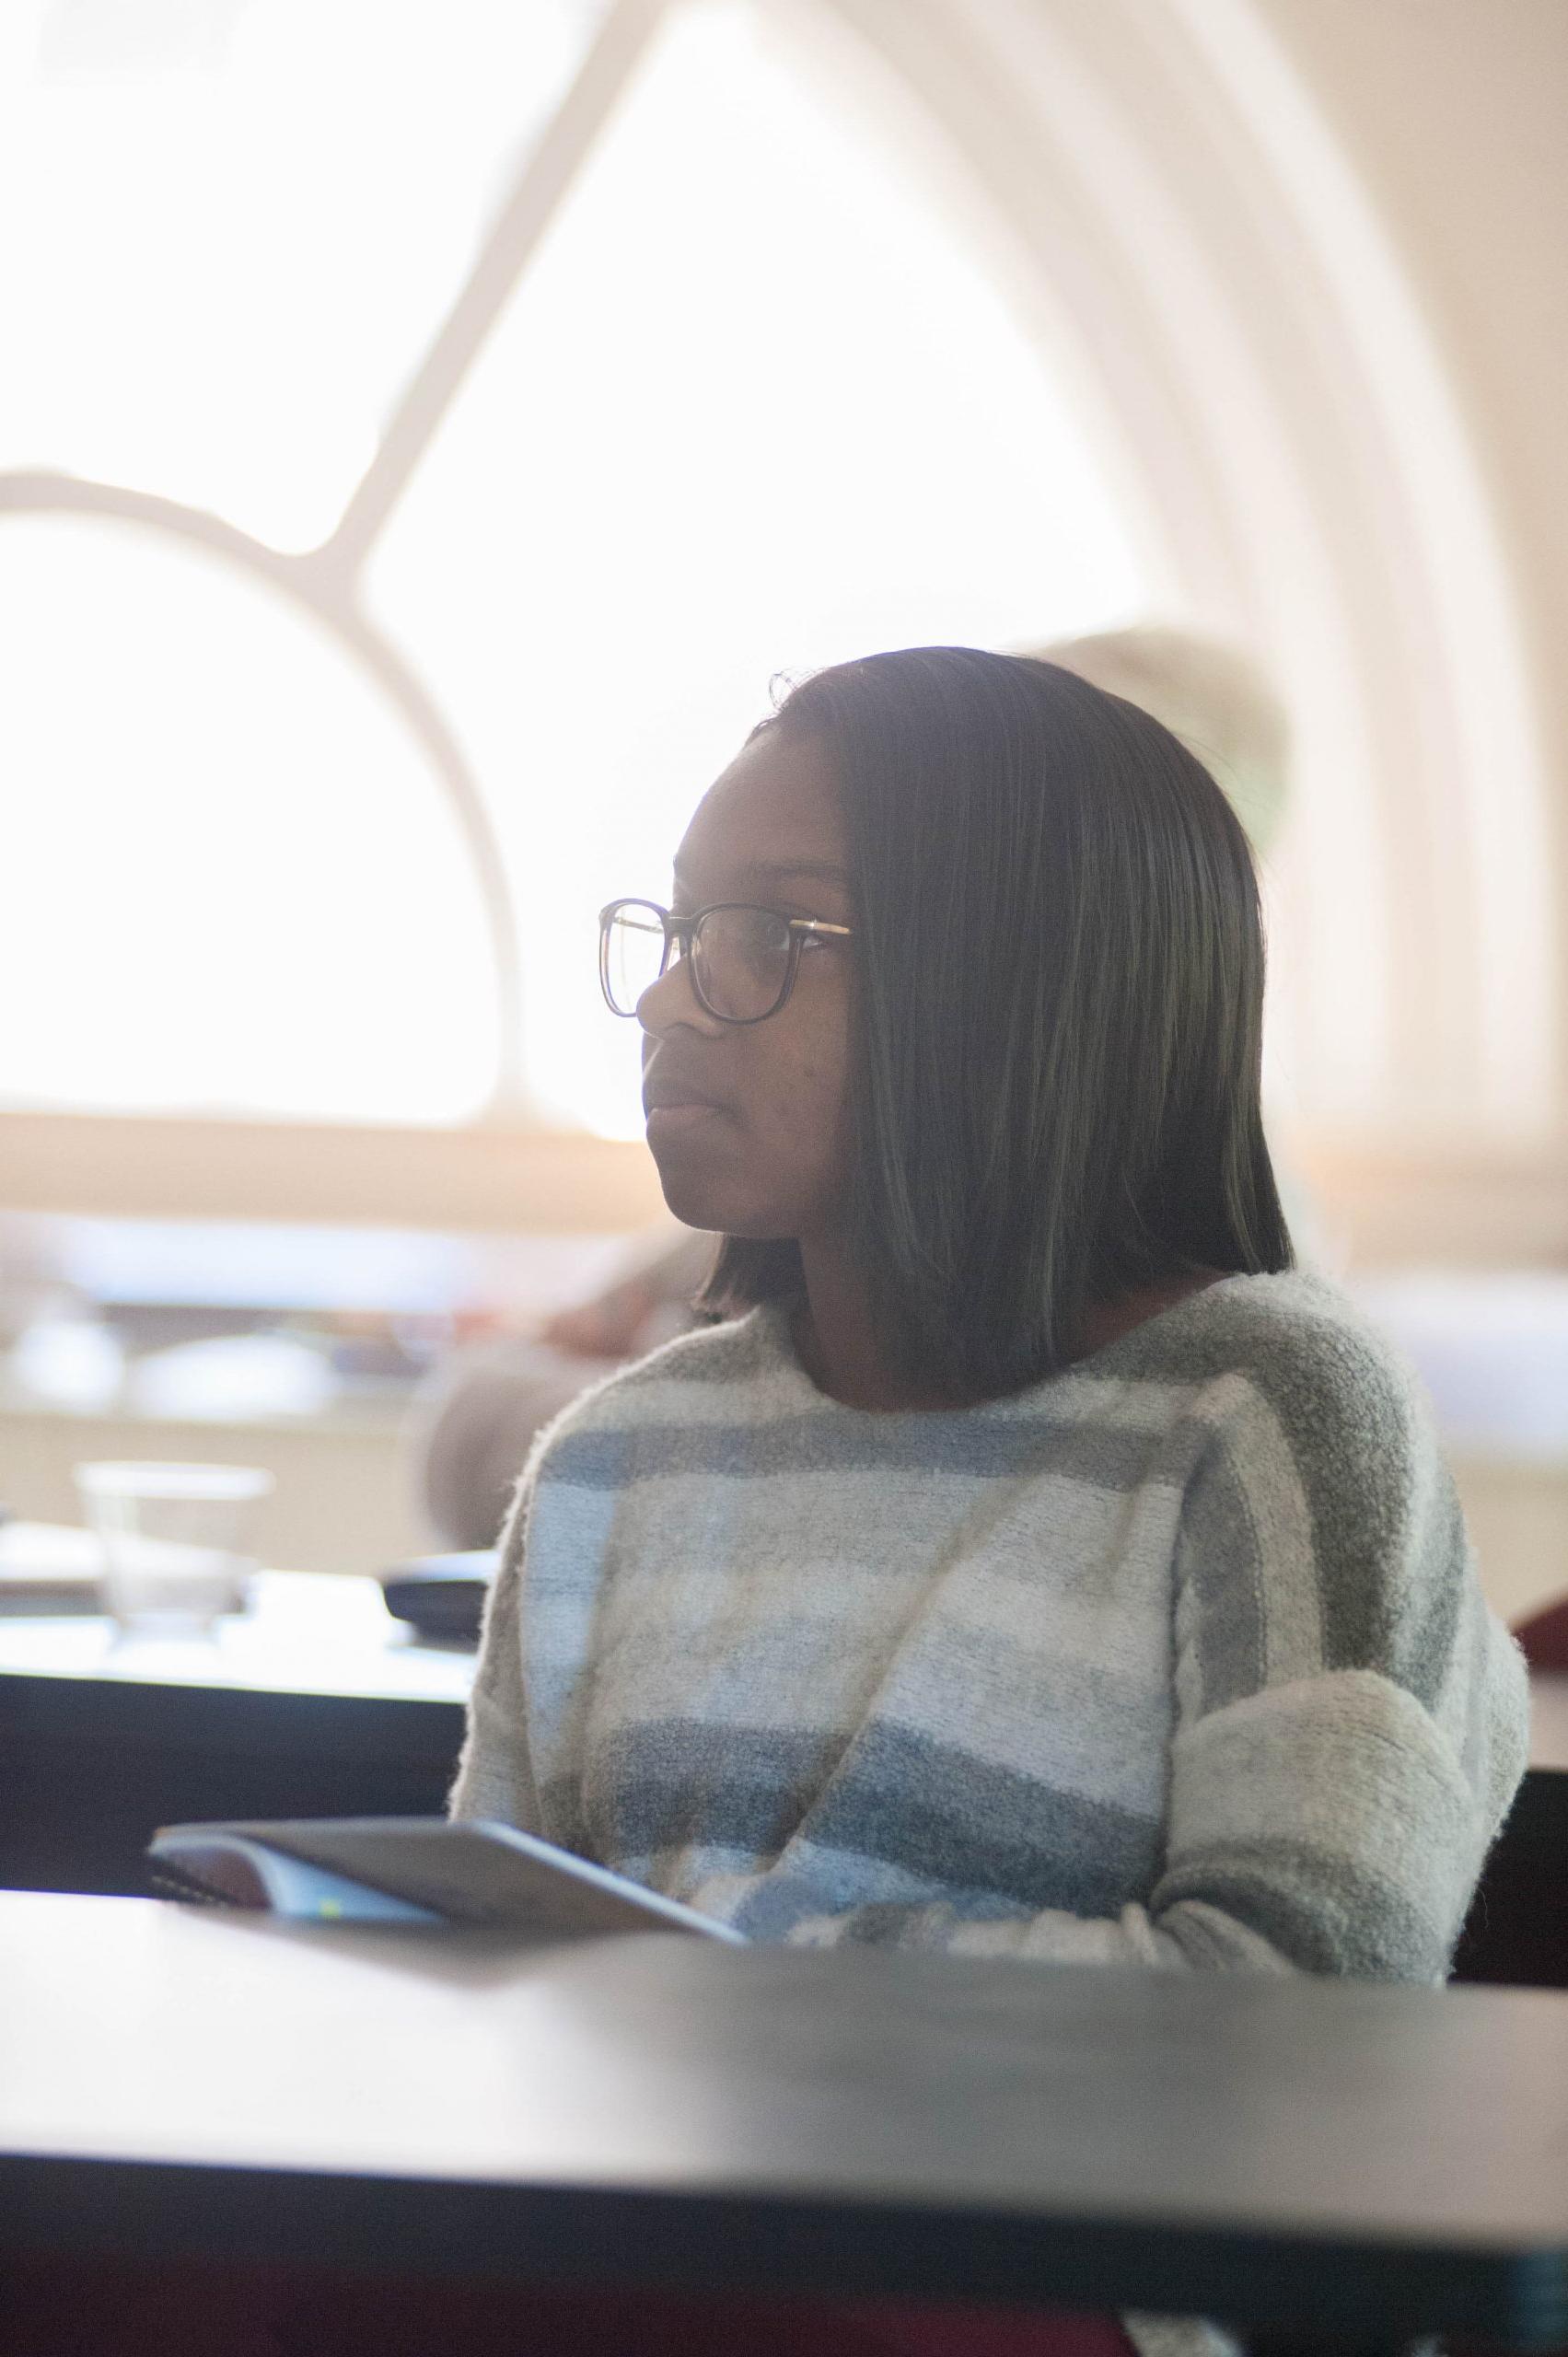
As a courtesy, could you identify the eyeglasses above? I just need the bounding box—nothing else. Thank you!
[598,898,853,1025]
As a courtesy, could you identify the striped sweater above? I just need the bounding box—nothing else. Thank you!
[452,1268,1527,1982]
[451,1268,1528,2357]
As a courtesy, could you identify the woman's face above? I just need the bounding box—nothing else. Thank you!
[638,729,855,1242]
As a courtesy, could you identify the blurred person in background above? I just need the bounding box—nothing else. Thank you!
[414,1217,715,1550]
[415,624,1329,1553]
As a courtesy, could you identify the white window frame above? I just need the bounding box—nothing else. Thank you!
[2,0,1561,1258]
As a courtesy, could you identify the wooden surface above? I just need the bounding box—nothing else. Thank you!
[3,1891,1568,2346]
[0,1109,666,1231]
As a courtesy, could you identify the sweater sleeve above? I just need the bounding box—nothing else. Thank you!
[447,1449,545,1830]
[784,1320,1532,1982]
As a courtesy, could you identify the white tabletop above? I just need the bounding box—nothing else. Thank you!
[0,1527,1562,1759]
[0,1567,475,1705]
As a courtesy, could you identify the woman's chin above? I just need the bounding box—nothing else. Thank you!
[649,1157,774,1240]
[648,1153,735,1236]
[645,1120,808,1240]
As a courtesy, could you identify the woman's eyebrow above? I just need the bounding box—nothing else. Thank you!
[670,858,852,898]
[733,860,852,891]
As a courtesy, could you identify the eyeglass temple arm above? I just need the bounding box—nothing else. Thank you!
[606,907,852,939]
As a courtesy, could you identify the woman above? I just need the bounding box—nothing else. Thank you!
[453,648,1529,2357]
[413,621,1331,1557]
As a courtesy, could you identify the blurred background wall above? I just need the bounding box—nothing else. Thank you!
[2,0,1564,1613]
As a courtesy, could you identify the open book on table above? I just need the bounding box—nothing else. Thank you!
[146,1816,744,1941]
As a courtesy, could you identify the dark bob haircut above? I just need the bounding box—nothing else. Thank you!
[697,645,1294,1403]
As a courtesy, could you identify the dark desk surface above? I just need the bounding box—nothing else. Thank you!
[0,1575,473,1896]
[3,1585,1566,1994]
[3,1893,1567,2349]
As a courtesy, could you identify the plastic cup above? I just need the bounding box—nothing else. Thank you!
[74,1461,274,1638]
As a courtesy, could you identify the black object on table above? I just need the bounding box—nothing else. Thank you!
[0,1571,471,1897]
[378,1545,498,1642]
[2,1890,1567,2356]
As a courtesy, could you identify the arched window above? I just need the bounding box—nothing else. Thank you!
[0,0,1145,1160]
[0,514,502,1124]
[6,0,1552,1239]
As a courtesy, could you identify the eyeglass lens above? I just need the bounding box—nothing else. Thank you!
[604,904,794,1020]
[603,904,667,1016]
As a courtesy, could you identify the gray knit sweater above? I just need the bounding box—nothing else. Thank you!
[453,1267,1526,1968]
[451,1267,1529,2357]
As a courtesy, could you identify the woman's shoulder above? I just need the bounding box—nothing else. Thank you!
[1108,1265,1443,1475]
[527,1302,794,1459]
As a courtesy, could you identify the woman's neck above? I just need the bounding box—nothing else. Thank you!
[793,1235,946,1411]
[1075,1269,1227,1356]
[792,1231,1225,1412]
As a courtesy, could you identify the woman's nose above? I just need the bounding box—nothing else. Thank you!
[637,949,722,1035]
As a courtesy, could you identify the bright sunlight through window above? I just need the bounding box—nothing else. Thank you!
[0,0,1147,1141]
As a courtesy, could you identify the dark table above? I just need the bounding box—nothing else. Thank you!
[1451,1672,1567,1991]
[2,1579,1563,1998]
[0,1571,471,1894]
[2,1891,1567,2353]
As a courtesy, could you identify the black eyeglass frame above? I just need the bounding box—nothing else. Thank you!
[598,897,854,1026]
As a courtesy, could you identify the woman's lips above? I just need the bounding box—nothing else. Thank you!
[645,1101,729,1140]
[643,1066,734,1140]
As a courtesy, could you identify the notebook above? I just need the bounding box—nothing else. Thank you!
[147,1815,744,1940]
